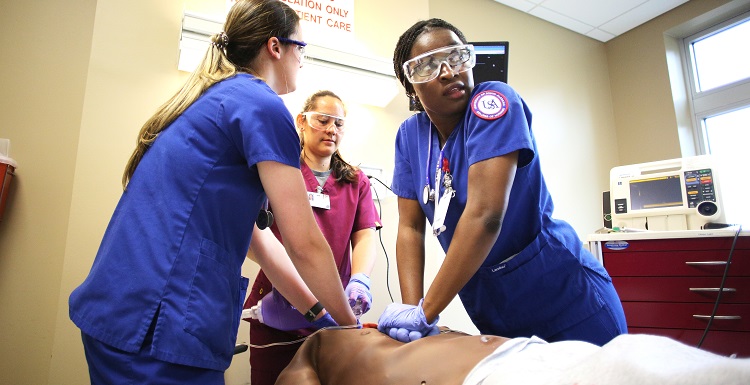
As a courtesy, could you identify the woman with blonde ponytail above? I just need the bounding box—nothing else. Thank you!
[69,1,357,383]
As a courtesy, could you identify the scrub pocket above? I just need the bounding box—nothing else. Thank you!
[471,231,601,337]
[579,249,613,283]
[184,238,249,358]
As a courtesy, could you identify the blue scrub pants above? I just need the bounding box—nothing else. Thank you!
[81,332,225,385]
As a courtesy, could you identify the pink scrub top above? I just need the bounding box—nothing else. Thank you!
[244,161,382,320]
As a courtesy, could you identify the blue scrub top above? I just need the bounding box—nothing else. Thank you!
[69,74,301,371]
[392,81,611,339]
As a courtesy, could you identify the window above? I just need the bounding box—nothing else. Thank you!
[689,18,750,93]
[683,12,750,225]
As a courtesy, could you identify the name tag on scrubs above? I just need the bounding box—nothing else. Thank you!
[308,192,331,210]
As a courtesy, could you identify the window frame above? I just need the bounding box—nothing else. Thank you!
[680,11,750,155]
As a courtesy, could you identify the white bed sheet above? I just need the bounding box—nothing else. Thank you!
[463,334,750,385]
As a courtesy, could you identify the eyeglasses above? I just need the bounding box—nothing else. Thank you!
[302,112,346,133]
[402,44,476,84]
[277,37,307,63]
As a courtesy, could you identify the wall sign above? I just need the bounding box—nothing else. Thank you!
[227,0,355,48]
[281,0,355,46]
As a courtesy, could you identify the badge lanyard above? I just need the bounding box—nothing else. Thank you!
[422,131,435,205]
[432,153,454,236]
[421,125,454,236]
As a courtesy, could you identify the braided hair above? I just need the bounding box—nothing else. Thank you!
[392,19,468,111]
[299,90,359,184]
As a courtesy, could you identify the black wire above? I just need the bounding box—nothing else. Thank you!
[368,176,395,303]
[697,224,742,348]
[367,176,394,193]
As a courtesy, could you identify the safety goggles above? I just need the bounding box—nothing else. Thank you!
[277,36,307,64]
[402,44,476,84]
[301,112,346,133]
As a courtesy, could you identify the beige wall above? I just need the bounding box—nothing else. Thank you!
[0,1,96,384]
[605,0,744,166]
[0,0,739,384]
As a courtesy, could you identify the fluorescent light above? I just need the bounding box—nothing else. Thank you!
[178,12,398,107]
[295,58,399,108]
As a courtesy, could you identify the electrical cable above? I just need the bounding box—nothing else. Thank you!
[242,176,398,351]
[696,224,742,348]
[367,175,393,194]
[367,175,396,303]
[247,324,362,349]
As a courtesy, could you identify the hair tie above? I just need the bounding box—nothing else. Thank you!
[212,31,229,49]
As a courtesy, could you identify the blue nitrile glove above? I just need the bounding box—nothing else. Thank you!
[310,312,338,329]
[384,322,440,342]
[377,299,440,342]
[345,273,372,316]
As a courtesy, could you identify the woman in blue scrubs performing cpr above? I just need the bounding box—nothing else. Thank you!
[378,18,627,345]
[68,1,357,383]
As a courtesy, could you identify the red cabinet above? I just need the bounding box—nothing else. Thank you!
[589,230,750,357]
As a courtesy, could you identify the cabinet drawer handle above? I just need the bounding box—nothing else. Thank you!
[685,261,727,266]
[689,287,737,293]
[692,315,741,320]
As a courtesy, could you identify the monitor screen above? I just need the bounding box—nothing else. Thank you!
[470,41,509,84]
[629,175,683,210]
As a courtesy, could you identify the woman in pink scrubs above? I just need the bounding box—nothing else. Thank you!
[243,90,382,385]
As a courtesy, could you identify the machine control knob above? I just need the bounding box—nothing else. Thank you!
[697,201,718,217]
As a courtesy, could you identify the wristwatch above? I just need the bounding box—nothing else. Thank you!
[303,301,324,322]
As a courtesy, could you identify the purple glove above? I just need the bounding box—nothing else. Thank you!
[310,312,337,329]
[258,289,337,331]
[345,273,372,317]
[377,299,440,342]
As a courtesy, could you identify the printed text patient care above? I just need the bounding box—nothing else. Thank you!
[282,0,353,32]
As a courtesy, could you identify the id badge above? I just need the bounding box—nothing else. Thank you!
[432,187,453,236]
[308,192,331,210]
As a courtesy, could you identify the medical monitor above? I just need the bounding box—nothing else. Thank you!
[470,41,509,84]
[609,155,725,231]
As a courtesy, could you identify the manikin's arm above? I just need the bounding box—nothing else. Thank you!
[395,197,427,305]
[257,161,356,326]
[247,224,320,317]
[421,152,518,322]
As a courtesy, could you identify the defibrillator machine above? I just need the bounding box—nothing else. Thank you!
[609,155,725,231]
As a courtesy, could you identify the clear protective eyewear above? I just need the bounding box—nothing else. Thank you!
[277,36,307,64]
[402,44,476,84]
[301,112,346,133]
